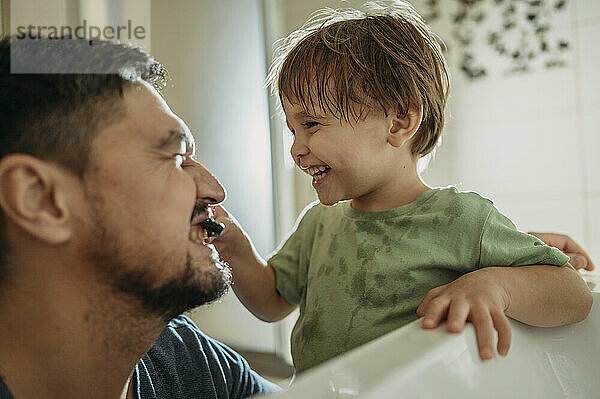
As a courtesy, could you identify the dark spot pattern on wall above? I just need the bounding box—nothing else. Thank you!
[422,0,571,79]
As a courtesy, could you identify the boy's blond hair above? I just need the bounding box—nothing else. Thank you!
[266,0,449,158]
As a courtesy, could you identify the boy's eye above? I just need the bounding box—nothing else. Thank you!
[301,121,320,129]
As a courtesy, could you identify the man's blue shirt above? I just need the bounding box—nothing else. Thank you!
[0,315,280,398]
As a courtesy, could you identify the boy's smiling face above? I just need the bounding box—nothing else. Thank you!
[284,98,410,208]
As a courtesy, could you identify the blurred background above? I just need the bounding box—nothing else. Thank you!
[2,0,598,381]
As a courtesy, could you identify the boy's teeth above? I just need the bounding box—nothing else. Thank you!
[314,170,327,181]
[307,166,329,176]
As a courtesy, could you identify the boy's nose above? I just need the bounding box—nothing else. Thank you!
[188,162,226,205]
[290,137,309,166]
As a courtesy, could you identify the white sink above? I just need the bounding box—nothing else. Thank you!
[274,288,600,398]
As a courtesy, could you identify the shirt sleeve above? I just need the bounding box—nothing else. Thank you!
[267,202,320,305]
[478,205,570,268]
[194,330,283,398]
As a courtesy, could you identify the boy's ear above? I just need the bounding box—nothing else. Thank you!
[388,104,423,148]
[0,154,73,245]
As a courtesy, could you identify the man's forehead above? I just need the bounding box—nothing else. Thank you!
[121,83,195,151]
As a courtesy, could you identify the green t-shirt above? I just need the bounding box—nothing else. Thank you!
[268,187,569,372]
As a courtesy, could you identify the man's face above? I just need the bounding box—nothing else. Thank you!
[80,82,229,321]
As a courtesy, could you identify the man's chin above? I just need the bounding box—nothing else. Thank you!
[155,253,232,319]
[106,252,232,322]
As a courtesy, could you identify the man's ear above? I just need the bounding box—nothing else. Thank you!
[387,104,423,148]
[0,154,73,245]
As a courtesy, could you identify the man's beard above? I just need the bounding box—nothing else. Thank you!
[85,210,232,322]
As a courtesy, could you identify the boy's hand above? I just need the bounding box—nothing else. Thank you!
[416,269,511,361]
[210,205,246,252]
[528,232,595,271]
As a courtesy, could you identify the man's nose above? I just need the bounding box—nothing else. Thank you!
[189,162,226,205]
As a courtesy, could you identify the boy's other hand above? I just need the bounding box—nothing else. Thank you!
[528,232,595,271]
[416,269,511,361]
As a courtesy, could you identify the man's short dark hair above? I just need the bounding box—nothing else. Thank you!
[0,35,168,274]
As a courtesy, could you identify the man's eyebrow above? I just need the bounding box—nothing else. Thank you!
[157,129,192,151]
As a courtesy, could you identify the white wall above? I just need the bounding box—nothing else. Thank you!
[151,0,280,353]
[415,0,600,268]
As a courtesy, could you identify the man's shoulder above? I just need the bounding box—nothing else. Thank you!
[138,315,281,397]
[161,314,230,356]
[166,314,201,333]
[0,376,12,399]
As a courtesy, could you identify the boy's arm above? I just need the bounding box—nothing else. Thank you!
[416,263,593,360]
[211,206,296,322]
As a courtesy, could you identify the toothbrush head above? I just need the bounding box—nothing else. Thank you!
[199,218,225,238]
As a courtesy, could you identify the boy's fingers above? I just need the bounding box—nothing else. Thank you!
[211,206,228,223]
[446,299,469,333]
[470,306,495,360]
[416,296,430,317]
[530,232,595,270]
[421,297,450,329]
[567,253,587,270]
[416,286,444,316]
[491,310,511,356]
[562,236,592,261]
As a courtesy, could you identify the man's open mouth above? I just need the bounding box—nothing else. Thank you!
[189,209,225,245]
[189,224,211,245]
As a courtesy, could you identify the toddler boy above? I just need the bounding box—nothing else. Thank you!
[213,0,592,373]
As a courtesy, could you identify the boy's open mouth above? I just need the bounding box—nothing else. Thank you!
[305,165,331,186]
